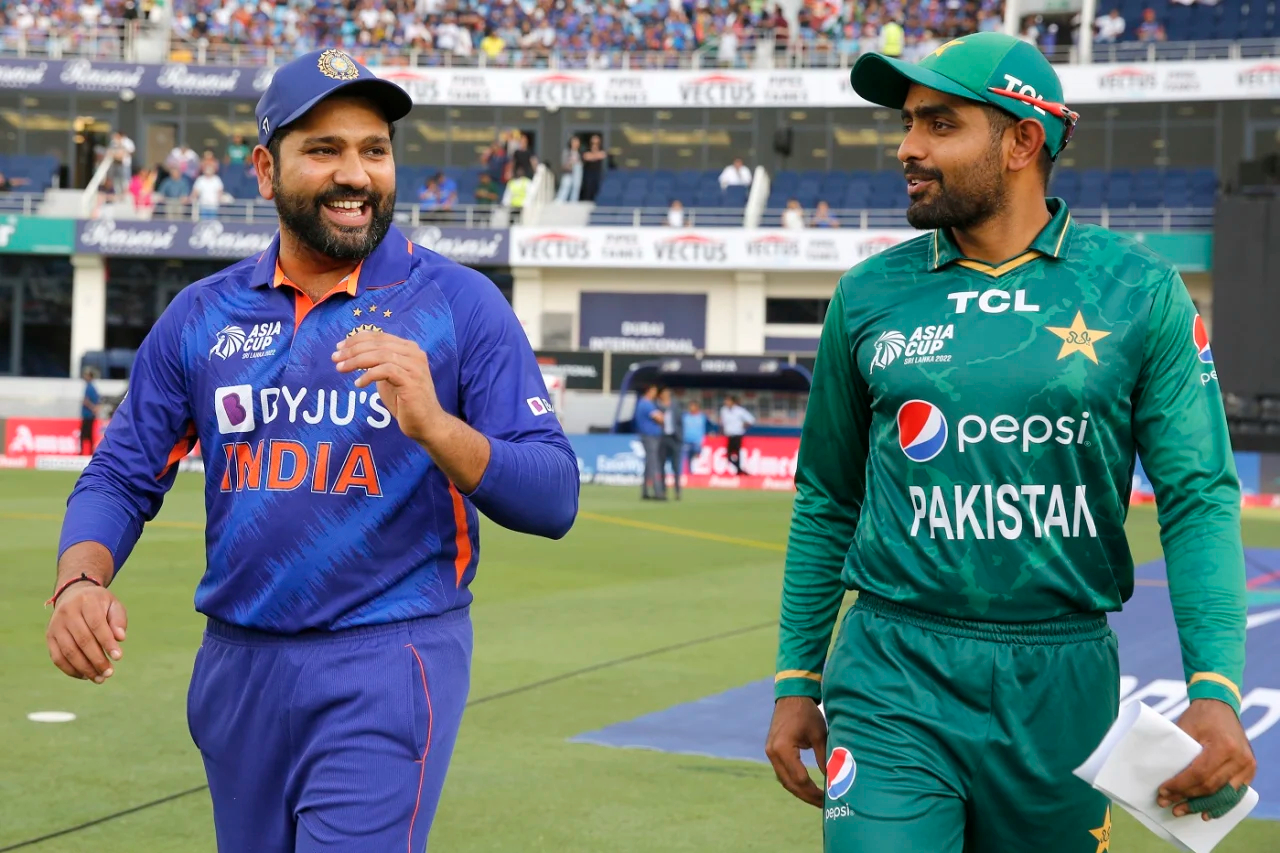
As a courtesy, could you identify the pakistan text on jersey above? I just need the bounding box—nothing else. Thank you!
[908,484,1098,540]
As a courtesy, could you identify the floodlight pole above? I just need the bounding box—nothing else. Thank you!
[1004,0,1021,37]
[1080,0,1097,64]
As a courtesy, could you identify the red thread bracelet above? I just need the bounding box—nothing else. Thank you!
[45,573,102,608]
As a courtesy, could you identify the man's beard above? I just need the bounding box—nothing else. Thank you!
[272,174,396,261]
[904,145,1006,231]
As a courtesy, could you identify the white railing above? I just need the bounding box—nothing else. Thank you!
[589,206,748,227]
[743,166,770,229]
[753,206,1216,231]
[0,192,44,216]
[80,155,116,218]
[0,23,144,61]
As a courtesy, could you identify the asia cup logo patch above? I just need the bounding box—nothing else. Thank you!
[1192,315,1213,363]
[826,747,857,800]
[209,325,246,360]
[869,330,906,372]
[897,399,948,463]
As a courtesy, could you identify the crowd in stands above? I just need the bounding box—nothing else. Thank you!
[162,0,1015,66]
[0,0,1259,66]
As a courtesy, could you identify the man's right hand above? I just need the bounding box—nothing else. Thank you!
[46,583,127,684]
[765,695,828,808]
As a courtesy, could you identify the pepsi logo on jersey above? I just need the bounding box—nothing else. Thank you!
[1193,314,1217,385]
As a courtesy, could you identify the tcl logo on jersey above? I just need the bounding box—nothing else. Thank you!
[898,400,1090,459]
[1193,315,1217,385]
[947,290,1041,314]
[870,325,955,371]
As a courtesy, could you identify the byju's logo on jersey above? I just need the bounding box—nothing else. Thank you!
[897,400,948,462]
[870,330,905,372]
[826,747,857,800]
[209,325,246,360]
[214,384,255,434]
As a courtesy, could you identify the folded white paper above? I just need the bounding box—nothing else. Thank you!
[1073,700,1259,853]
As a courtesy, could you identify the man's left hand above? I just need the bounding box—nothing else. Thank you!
[333,330,442,445]
[1157,698,1257,820]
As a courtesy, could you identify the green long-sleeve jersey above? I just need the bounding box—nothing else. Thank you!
[776,199,1247,713]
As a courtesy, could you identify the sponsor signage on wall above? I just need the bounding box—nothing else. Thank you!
[579,292,707,354]
[534,350,606,391]
[0,216,76,254]
[512,227,910,271]
[74,219,508,265]
[0,57,1274,106]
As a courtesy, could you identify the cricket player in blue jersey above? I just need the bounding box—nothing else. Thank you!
[44,49,579,852]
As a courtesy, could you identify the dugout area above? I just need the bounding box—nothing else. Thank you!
[609,355,812,437]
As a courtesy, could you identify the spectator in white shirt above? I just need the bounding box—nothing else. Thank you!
[190,163,224,220]
[1095,9,1125,43]
[719,395,756,476]
[718,157,752,190]
[667,199,685,227]
[782,198,806,230]
[106,131,134,202]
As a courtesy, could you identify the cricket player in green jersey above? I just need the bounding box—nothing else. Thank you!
[764,32,1257,851]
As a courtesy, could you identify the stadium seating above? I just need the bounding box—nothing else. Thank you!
[1098,0,1272,43]
[0,155,60,191]
[589,169,747,227]
[751,167,1218,227]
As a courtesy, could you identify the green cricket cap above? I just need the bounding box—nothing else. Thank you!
[850,32,1078,160]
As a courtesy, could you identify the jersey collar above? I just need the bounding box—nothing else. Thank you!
[929,198,1074,276]
[249,224,416,295]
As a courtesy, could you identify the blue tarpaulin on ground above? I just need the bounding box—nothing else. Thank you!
[571,551,1280,820]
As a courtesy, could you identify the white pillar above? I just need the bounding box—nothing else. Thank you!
[511,267,544,349]
[733,271,766,355]
[1003,0,1021,37]
[70,253,106,378]
[1079,0,1098,65]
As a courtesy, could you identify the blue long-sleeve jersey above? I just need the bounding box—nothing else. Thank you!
[60,225,579,633]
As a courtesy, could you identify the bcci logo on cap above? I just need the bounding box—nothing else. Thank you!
[897,400,948,463]
[318,49,359,81]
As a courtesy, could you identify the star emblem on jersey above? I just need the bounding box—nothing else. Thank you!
[1046,311,1111,364]
[1089,806,1111,853]
[353,308,362,317]
[347,323,383,337]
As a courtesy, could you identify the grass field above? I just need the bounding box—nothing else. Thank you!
[1,469,1278,852]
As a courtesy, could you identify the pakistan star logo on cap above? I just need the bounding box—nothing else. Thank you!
[318,49,359,81]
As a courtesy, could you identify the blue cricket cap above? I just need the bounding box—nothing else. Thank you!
[254,48,413,148]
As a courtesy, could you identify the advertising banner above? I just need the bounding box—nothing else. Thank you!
[0,57,1276,107]
[579,292,707,353]
[0,216,76,254]
[512,226,906,271]
[534,350,606,391]
[4,417,103,456]
[569,433,797,491]
[75,219,509,265]
[369,61,1280,108]
[0,57,271,99]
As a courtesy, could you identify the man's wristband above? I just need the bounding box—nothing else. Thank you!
[45,573,103,608]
